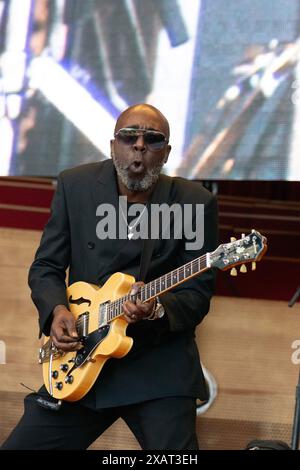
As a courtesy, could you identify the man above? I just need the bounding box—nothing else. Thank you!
[1,104,218,450]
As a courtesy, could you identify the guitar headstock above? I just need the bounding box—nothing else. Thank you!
[210,230,267,272]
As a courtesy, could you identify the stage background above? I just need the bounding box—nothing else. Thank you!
[0,0,300,179]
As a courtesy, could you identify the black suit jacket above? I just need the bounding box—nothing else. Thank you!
[29,159,218,408]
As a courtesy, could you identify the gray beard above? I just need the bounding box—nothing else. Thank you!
[113,158,163,192]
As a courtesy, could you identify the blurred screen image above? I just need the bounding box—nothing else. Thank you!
[0,0,299,179]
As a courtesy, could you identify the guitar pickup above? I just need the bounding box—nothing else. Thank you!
[77,312,89,338]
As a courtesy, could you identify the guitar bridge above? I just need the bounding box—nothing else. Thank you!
[39,341,64,364]
[39,347,45,364]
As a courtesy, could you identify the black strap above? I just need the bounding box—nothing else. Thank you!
[138,231,156,283]
[138,174,172,282]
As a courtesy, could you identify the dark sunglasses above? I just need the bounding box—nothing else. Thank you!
[114,128,168,151]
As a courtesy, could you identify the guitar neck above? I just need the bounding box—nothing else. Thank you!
[106,253,211,322]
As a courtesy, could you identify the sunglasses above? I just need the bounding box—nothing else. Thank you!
[114,128,168,151]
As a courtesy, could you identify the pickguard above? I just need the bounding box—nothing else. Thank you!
[67,325,110,375]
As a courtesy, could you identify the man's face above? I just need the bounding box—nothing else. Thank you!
[111,108,171,192]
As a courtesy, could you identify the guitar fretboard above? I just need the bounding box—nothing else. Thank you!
[105,253,209,323]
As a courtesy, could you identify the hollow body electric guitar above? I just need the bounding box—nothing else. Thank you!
[39,230,267,401]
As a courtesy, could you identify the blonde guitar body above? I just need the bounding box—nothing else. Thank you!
[42,272,135,401]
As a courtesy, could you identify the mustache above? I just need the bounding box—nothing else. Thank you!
[119,159,144,171]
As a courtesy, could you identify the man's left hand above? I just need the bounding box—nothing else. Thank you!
[123,281,155,323]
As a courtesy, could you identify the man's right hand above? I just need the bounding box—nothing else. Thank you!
[50,305,82,352]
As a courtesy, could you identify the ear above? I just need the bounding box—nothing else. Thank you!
[110,139,115,158]
[163,144,171,164]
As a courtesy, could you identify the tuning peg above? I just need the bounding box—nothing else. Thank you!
[240,264,247,273]
[251,262,256,271]
[230,267,237,276]
[241,233,245,238]
[230,237,236,242]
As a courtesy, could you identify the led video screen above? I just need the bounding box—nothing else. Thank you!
[0,0,299,179]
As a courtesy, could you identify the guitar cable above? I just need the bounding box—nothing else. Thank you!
[20,382,62,411]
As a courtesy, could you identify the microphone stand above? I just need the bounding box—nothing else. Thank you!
[289,286,300,450]
[289,287,300,308]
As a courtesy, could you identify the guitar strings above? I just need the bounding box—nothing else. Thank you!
[74,253,208,327]
[70,254,208,329]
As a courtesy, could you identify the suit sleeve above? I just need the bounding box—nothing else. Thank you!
[159,193,218,332]
[28,174,70,337]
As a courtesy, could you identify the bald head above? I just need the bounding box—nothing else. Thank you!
[115,103,170,139]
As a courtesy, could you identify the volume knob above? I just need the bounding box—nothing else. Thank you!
[60,363,69,372]
[65,375,74,384]
[55,382,63,390]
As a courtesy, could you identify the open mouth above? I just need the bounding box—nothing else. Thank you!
[129,161,145,174]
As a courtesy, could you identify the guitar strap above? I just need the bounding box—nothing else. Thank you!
[138,174,172,282]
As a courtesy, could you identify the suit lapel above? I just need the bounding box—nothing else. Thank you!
[91,159,119,211]
[90,160,128,280]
